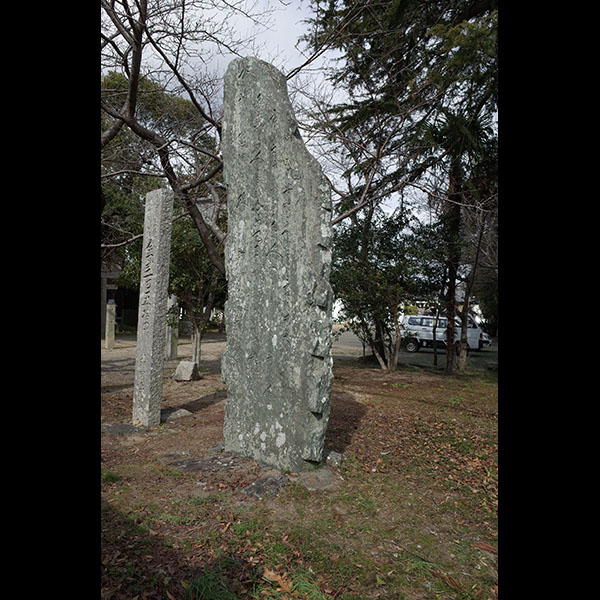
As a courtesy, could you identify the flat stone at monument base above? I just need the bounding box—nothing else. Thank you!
[208,443,226,453]
[173,361,201,381]
[293,467,344,491]
[167,452,256,473]
[242,471,289,499]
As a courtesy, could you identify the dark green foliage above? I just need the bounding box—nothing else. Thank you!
[303,0,498,194]
[304,1,498,343]
[332,209,446,367]
[168,213,226,330]
[101,70,226,329]
[101,70,219,262]
[102,71,208,140]
[114,202,226,336]
[101,177,157,268]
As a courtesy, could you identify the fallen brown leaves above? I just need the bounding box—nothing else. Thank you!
[262,567,294,593]
[102,362,497,600]
[326,380,498,515]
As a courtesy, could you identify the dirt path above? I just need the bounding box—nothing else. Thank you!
[101,328,496,399]
[101,329,367,395]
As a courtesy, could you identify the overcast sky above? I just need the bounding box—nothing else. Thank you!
[253,0,315,70]
[209,0,338,80]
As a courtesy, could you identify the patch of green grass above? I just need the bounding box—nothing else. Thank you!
[194,530,222,546]
[290,571,329,599]
[451,436,474,454]
[282,523,358,587]
[146,462,185,478]
[102,365,497,600]
[231,516,264,545]
[165,468,184,478]
[288,525,326,559]
[285,480,310,501]
[156,513,195,525]
[449,396,465,405]
[264,540,289,565]
[404,556,436,580]
[353,492,377,516]
[187,492,226,508]
[186,563,239,600]
[101,467,122,483]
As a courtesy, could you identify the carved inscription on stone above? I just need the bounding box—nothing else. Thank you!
[221,57,333,472]
[132,189,174,427]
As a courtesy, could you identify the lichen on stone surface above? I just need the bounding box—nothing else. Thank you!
[221,57,333,472]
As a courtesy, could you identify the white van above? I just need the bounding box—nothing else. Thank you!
[400,314,485,353]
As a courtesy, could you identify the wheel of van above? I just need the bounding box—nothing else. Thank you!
[405,338,420,353]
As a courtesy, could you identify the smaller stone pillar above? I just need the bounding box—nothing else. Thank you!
[104,300,116,349]
[165,295,179,360]
[132,189,174,427]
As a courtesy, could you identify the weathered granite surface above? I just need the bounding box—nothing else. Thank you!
[105,301,116,349]
[221,57,333,472]
[132,189,174,427]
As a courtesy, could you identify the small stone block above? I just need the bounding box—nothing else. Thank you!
[173,361,201,381]
[324,449,344,467]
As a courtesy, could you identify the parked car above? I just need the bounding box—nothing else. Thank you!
[400,314,486,352]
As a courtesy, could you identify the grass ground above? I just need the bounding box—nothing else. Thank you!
[101,349,498,600]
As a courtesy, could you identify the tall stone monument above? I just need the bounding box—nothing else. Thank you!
[221,57,334,472]
[132,189,174,427]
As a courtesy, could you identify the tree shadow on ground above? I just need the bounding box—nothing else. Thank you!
[168,389,227,416]
[162,389,367,456]
[325,391,368,454]
[102,382,135,394]
[101,500,262,600]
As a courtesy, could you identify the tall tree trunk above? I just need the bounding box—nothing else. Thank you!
[389,307,402,371]
[367,329,388,370]
[373,318,388,368]
[358,315,388,370]
[445,161,462,374]
[456,214,486,371]
[445,263,458,373]
[191,323,202,366]
[432,307,440,367]
[457,304,470,371]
